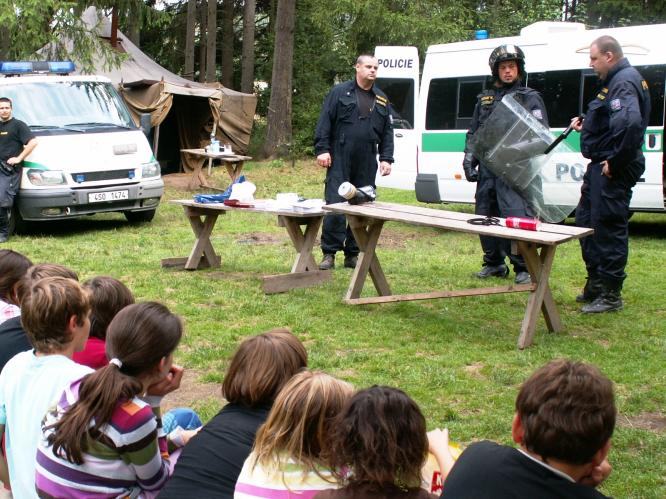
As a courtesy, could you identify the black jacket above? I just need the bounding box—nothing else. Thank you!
[581,57,650,175]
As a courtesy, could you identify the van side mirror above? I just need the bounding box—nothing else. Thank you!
[139,113,152,137]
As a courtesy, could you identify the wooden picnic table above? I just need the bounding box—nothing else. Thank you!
[180,149,252,190]
[162,199,330,294]
[323,201,593,349]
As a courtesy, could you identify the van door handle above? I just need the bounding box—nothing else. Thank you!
[648,134,656,148]
[395,133,403,138]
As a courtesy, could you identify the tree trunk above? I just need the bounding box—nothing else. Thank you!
[0,27,9,60]
[206,0,218,82]
[199,1,207,82]
[262,0,296,158]
[184,0,197,80]
[240,0,256,93]
[220,0,234,88]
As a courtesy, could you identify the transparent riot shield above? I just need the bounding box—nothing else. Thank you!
[467,94,578,223]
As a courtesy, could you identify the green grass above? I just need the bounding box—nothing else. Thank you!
[7,160,666,497]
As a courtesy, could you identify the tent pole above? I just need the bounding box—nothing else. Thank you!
[153,123,161,159]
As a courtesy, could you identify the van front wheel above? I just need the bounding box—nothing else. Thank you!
[124,209,156,224]
[8,205,28,235]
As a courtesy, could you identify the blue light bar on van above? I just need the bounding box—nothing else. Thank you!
[475,30,489,40]
[0,61,76,75]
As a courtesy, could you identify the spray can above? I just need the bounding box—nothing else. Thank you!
[503,217,540,231]
[338,182,376,205]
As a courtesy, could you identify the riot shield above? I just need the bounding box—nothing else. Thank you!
[467,94,579,223]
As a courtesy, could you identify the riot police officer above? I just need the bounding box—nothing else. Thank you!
[463,45,548,284]
[314,54,393,270]
[571,36,650,313]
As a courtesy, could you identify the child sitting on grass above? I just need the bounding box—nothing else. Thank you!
[161,328,308,499]
[317,385,456,499]
[234,370,353,498]
[0,276,93,499]
[0,263,78,373]
[36,301,197,498]
[72,276,135,369]
[0,249,32,325]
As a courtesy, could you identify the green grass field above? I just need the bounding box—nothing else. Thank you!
[7,160,665,497]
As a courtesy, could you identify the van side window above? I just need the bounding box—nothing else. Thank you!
[581,72,598,114]
[636,65,666,127]
[457,79,485,129]
[374,77,415,129]
[528,70,581,128]
[425,78,457,130]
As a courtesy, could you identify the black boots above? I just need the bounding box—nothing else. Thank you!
[0,207,10,243]
[576,276,604,303]
[581,280,623,313]
[475,264,509,279]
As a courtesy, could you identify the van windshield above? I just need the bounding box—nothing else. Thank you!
[0,80,135,130]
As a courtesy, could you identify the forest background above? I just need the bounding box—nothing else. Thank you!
[2,0,666,158]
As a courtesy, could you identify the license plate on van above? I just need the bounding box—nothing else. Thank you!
[88,190,129,203]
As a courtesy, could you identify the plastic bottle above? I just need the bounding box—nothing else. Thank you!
[210,132,219,153]
[503,217,540,231]
[338,182,376,205]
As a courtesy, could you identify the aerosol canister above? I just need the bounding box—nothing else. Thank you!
[338,182,377,205]
[503,217,540,231]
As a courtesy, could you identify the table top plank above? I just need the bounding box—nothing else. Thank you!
[171,199,325,218]
[324,202,592,245]
[370,202,586,237]
[180,148,252,162]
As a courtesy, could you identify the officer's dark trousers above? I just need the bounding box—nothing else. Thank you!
[576,161,637,287]
[475,168,530,272]
[321,144,378,257]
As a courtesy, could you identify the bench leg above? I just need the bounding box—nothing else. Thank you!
[345,216,391,300]
[517,242,561,348]
[184,208,220,270]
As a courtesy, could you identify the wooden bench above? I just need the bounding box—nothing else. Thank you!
[323,201,593,349]
[163,200,331,294]
[180,149,252,190]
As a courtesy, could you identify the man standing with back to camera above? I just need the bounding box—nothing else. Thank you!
[463,45,549,285]
[571,36,650,314]
[314,54,393,271]
[0,97,37,243]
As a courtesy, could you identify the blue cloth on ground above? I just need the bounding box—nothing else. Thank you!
[194,176,246,203]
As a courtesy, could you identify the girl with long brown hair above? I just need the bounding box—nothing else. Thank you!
[35,302,194,498]
[234,370,353,498]
[316,385,455,498]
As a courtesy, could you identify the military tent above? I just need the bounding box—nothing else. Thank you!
[72,8,257,174]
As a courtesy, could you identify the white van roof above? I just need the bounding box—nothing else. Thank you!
[0,75,112,86]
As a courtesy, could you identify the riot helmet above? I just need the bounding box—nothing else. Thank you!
[489,44,525,80]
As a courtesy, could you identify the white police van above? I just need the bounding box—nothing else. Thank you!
[374,22,666,213]
[0,61,163,232]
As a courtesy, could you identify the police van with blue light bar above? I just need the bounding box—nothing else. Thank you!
[374,21,666,216]
[0,61,163,232]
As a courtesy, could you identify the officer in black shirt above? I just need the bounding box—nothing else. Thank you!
[0,97,37,242]
[463,45,549,284]
[571,36,650,313]
[314,54,394,270]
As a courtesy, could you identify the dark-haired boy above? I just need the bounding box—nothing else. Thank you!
[441,360,615,498]
[0,263,78,373]
[0,277,92,498]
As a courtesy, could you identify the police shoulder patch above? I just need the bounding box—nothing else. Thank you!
[532,109,543,120]
[481,95,494,105]
[610,98,622,111]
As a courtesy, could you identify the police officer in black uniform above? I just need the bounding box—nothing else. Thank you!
[0,97,37,243]
[314,54,393,270]
[463,45,548,284]
[571,36,650,313]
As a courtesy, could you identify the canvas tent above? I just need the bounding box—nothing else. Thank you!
[72,8,257,174]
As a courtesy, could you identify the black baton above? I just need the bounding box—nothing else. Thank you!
[544,115,584,155]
